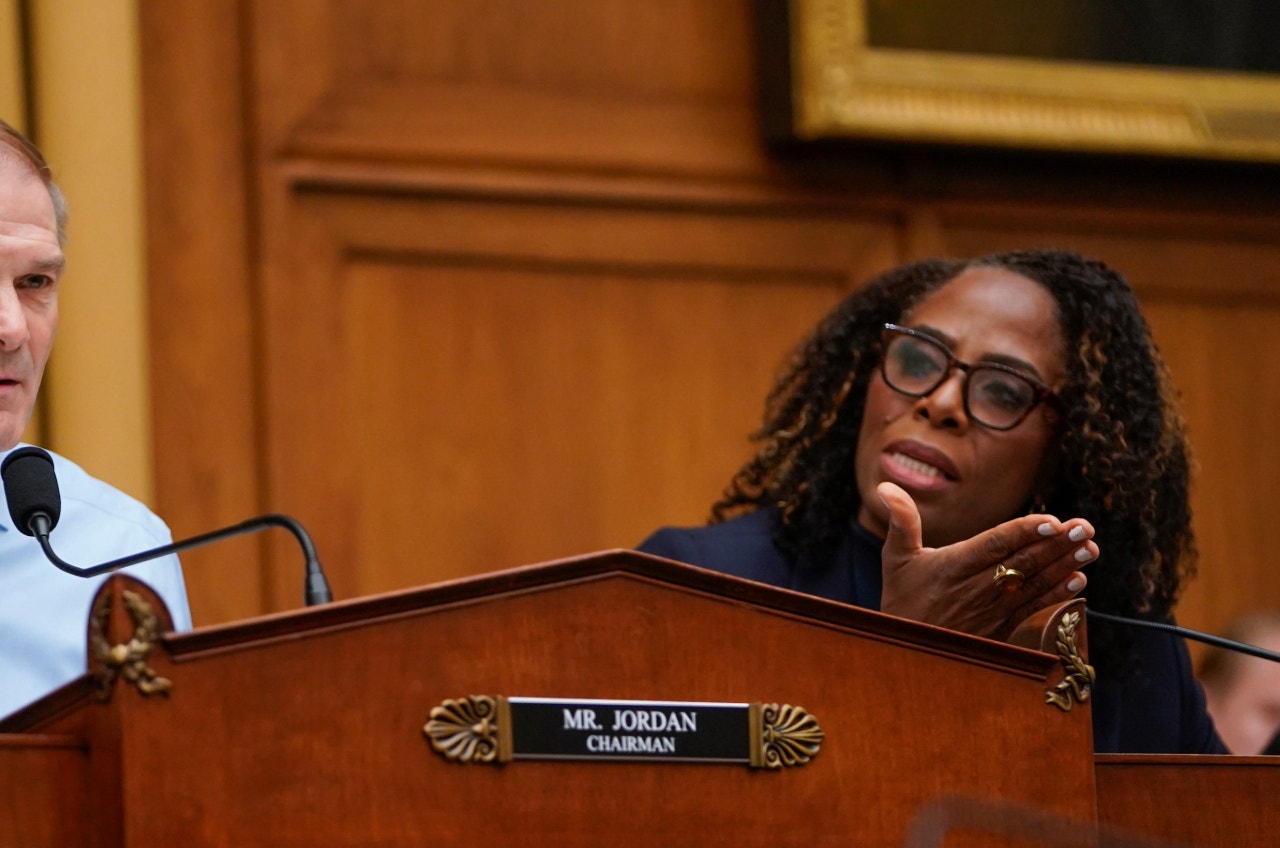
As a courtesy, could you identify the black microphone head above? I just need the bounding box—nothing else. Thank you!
[2,446,61,535]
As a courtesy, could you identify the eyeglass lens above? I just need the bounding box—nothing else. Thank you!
[883,333,1039,429]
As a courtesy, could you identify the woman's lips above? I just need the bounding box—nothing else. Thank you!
[880,441,959,491]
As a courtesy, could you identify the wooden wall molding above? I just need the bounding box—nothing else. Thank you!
[141,0,263,627]
[250,1,765,178]
[278,158,901,212]
[254,180,894,604]
[920,210,1280,306]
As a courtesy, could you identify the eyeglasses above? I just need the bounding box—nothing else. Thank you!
[879,323,1059,431]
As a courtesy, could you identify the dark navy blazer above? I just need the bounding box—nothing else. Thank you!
[638,508,1225,755]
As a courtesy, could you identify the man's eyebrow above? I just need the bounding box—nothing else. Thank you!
[32,255,66,273]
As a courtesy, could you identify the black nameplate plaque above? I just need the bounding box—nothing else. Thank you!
[424,695,823,770]
[511,697,749,762]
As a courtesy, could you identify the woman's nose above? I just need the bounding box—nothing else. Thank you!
[913,369,969,431]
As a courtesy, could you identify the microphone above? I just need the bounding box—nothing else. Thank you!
[1,446,333,607]
[3,445,60,537]
[1086,607,1280,664]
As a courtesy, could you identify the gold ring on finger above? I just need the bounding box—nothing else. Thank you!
[993,563,1025,592]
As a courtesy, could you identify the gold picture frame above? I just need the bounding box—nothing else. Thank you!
[769,0,1280,163]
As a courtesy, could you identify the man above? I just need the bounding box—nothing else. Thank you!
[1199,612,1280,755]
[0,119,191,718]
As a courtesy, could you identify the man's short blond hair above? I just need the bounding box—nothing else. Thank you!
[0,118,68,245]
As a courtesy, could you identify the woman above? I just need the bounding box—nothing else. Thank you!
[638,248,1224,754]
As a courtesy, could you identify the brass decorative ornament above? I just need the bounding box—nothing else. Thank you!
[424,696,512,764]
[89,589,173,699]
[750,703,825,768]
[1045,612,1095,712]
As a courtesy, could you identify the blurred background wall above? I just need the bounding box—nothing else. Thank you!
[6,1,1280,656]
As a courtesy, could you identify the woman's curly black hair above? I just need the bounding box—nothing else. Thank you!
[712,248,1195,674]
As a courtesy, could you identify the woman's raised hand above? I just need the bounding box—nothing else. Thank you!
[875,481,1096,641]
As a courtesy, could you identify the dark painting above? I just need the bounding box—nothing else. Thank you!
[865,0,1280,74]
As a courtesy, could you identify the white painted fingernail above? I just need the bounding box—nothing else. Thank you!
[1067,576,1085,593]
[1037,522,1054,536]
[1074,548,1094,563]
[1069,526,1087,542]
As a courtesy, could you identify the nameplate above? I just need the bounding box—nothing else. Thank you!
[424,695,823,769]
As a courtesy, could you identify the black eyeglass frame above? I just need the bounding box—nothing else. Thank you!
[879,323,1061,431]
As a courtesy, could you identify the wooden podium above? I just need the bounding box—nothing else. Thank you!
[0,550,1260,847]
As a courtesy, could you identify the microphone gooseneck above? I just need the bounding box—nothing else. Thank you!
[1087,608,1280,664]
[1,446,333,606]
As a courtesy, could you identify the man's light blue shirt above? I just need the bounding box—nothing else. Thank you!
[0,445,192,717]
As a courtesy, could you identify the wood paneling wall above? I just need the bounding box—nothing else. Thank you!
[140,0,1280,645]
